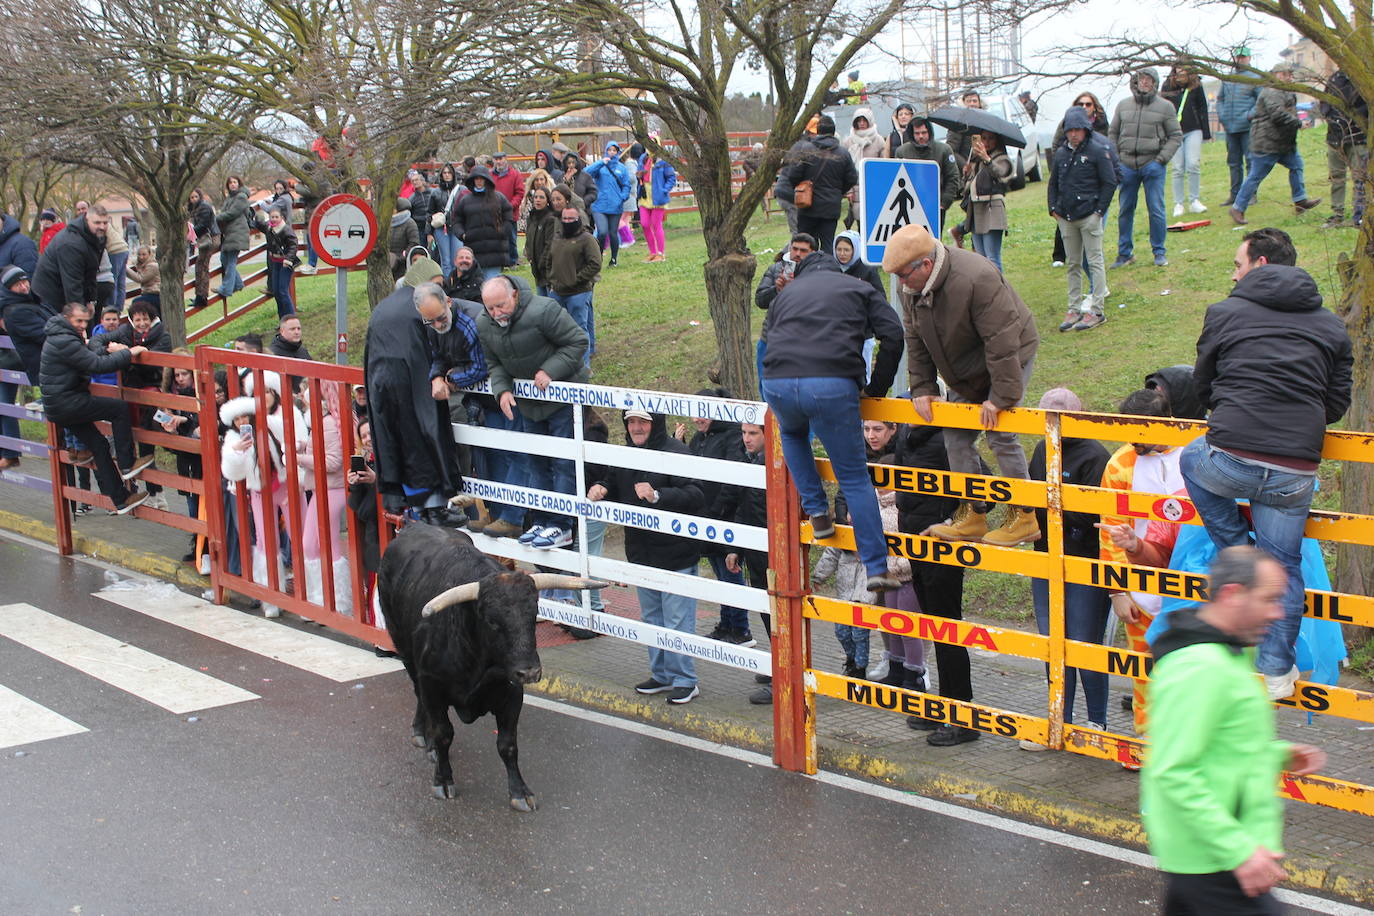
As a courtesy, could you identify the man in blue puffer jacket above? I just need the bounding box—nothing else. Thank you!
[584,142,632,266]
[1048,105,1118,332]
[1214,47,1261,207]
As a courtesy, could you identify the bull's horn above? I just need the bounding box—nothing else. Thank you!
[421,582,482,617]
[528,574,613,591]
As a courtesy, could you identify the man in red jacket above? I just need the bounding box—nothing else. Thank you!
[490,152,526,265]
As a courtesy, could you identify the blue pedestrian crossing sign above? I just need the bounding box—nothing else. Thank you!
[859,158,941,265]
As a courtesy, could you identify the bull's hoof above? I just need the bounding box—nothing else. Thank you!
[509,795,538,813]
[410,731,427,748]
[431,783,458,799]
[427,749,439,763]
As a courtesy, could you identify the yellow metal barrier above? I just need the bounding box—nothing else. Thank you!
[773,398,1374,818]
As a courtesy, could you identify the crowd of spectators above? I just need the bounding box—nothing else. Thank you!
[0,62,1362,724]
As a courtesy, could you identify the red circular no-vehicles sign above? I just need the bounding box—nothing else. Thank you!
[308,194,378,268]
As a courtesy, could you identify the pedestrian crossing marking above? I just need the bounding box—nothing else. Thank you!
[0,684,87,749]
[0,603,258,714]
[864,163,930,245]
[96,586,404,682]
[859,158,942,264]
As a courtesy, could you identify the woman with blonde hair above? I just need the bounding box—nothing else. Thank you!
[517,168,554,233]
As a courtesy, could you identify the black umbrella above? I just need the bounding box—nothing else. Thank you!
[926,106,1026,149]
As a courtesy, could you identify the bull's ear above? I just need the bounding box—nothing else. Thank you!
[528,574,613,591]
[422,581,482,617]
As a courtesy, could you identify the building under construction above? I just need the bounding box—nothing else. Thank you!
[895,4,1023,102]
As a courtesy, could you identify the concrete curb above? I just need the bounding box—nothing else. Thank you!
[0,509,210,591]
[3,507,1369,905]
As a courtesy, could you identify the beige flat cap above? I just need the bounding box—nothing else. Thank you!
[880,224,937,273]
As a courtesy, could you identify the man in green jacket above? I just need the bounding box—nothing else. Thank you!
[1142,545,1326,912]
[474,275,589,547]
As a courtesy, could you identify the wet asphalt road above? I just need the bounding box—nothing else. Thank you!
[0,535,1338,915]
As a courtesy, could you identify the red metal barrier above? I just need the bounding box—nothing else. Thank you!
[196,347,388,650]
[48,350,213,556]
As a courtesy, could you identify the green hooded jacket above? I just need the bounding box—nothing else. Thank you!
[1141,609,1291,874]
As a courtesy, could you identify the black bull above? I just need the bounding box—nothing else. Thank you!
[378,524,606,811]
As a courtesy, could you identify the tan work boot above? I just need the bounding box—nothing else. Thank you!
[983,507,1041,547]
[926,503,989,542]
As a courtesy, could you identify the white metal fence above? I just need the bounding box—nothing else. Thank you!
[456,380,772,673]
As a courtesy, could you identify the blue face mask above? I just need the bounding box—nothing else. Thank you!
[473,185,486,193]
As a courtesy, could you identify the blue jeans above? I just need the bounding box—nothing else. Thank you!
[108,251,129,311]
[762,375,888,578]
[433,227,459,279]
[306,235,318,267]
[586,520,608,612]
[521,404,575,530]
[639,568,698,687]
[552,291,594,366]
[1179,437,1315,675]
[482,408,528,525]
[1031,578,1111,725]
[1117,160,1167,259]
[219,249,243,295]
[1224,131,1250,200]
[971,229,1004,272]
[591,211,620,261]
[269,262,295,317]
[707,553,750,633]
[1234,150,1308,212]
[480,266,503,281]
[835,624,871,667]
[0,380,19,459]
[507,223,519,263]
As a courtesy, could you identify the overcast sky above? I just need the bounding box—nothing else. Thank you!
[702,0,1300,115]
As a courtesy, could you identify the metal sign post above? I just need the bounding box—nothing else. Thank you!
[858,158,940,391]
[308,193,378,365]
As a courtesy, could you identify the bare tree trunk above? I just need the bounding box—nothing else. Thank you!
[365,246,393,309]
[152,203,190,346]
[695,179,759,399]
[1336,229,1374,649]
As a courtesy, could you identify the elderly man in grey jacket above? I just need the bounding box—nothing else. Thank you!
[1108,68,1183,268]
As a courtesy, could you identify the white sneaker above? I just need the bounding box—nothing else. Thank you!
[299,264,317,275]
[1189,199,1208,213]
[144,492,169,511]
[531,527,573,549]
[263,604,281,619]
[198,554,210,575]
[1264,665,1300,701]
[1051,260,1065,268]
[1172,203,1185,218]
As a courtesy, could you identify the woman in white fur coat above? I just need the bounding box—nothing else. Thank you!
[219,377,305,618]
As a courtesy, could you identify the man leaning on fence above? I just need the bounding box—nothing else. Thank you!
[474,274,588,549]
[881,223,1041,547]
[40,302,152,515]
[1179,227,1352,701]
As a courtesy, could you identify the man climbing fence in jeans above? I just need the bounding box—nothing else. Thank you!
[1179,227,1352,700]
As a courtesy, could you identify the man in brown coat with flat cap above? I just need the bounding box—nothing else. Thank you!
[881,223,1040,546]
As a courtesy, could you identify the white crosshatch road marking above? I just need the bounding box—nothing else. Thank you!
[0,602,258,714]
[0,683,88,749]
[96,586,403,682]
